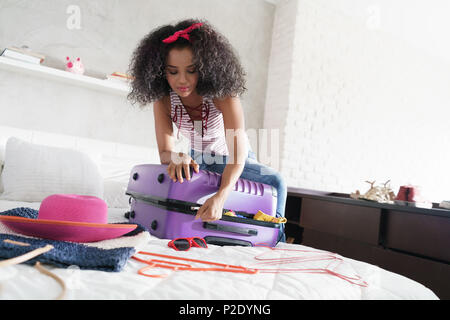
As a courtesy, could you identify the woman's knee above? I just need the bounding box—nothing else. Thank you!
[266,170,287,191]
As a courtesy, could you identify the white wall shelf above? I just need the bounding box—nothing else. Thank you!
[0,56,131,96]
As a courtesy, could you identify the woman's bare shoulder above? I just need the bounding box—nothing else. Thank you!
[212,96,241,112]
[154,95,171,116]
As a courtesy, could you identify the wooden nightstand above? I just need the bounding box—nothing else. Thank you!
[285,187,450,299]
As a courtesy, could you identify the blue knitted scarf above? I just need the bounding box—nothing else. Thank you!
[0,207,146,272]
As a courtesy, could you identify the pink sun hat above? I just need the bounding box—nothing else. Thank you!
[0,194,137,243]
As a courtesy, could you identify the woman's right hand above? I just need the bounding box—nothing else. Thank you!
[167,152,200,183]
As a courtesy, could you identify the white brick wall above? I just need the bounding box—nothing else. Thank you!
[265,0,450,202]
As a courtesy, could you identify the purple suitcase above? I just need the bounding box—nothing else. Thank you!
[125,164,281,247]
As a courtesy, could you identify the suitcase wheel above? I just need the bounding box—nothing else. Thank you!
[124,211,135,219]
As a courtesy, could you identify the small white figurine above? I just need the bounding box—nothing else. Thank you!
[350,180,396,203]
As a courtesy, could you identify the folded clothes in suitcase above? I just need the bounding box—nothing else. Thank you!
[125,164,281,247]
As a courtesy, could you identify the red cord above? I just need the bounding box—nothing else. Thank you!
[250,245,368,287]
[132,247,368,287]
[202,103,209,137]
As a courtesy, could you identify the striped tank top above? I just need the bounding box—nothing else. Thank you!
[170,91,229,156]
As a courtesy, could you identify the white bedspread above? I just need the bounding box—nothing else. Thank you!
[0,200,439,300]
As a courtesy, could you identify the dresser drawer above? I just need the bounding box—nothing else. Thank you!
[384,210,450,263]
[299,198,381,245]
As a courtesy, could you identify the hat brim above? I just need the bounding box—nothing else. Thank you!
[0,216,138,243]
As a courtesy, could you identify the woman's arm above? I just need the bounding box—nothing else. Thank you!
[195,96,248,221]
[153,97,175,164]
[215,96,248,199]
[153,97,199,180]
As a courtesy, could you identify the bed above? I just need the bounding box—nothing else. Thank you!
[0,131,439,300]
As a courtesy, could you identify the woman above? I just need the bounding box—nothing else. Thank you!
[128,19,286,241]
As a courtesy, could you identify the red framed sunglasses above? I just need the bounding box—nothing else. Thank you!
[168,237,208,251]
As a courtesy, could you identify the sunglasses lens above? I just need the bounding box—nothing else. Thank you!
[173,239,190,251]
[193,237,207,248]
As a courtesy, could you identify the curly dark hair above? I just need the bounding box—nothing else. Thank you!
[127,18,247,106]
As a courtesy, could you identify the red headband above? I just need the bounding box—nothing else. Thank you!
[162,22,203,44]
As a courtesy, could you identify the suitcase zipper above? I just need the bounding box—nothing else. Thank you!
[126,190,280,229]
[126,191,205,215]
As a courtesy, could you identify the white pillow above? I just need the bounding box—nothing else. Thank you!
[0,144,4,193]
[0,162,4,194]
[0,137,103,202]
[103,179,130,208]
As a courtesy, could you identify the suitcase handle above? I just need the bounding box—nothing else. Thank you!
[203,222,258,236]
[204,236,252,247]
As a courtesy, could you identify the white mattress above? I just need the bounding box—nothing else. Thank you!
[0,200,439,300]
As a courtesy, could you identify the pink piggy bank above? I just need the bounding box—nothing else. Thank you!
[65,56,85,75]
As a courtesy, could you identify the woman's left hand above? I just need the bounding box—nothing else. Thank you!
[195,194,225,222]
